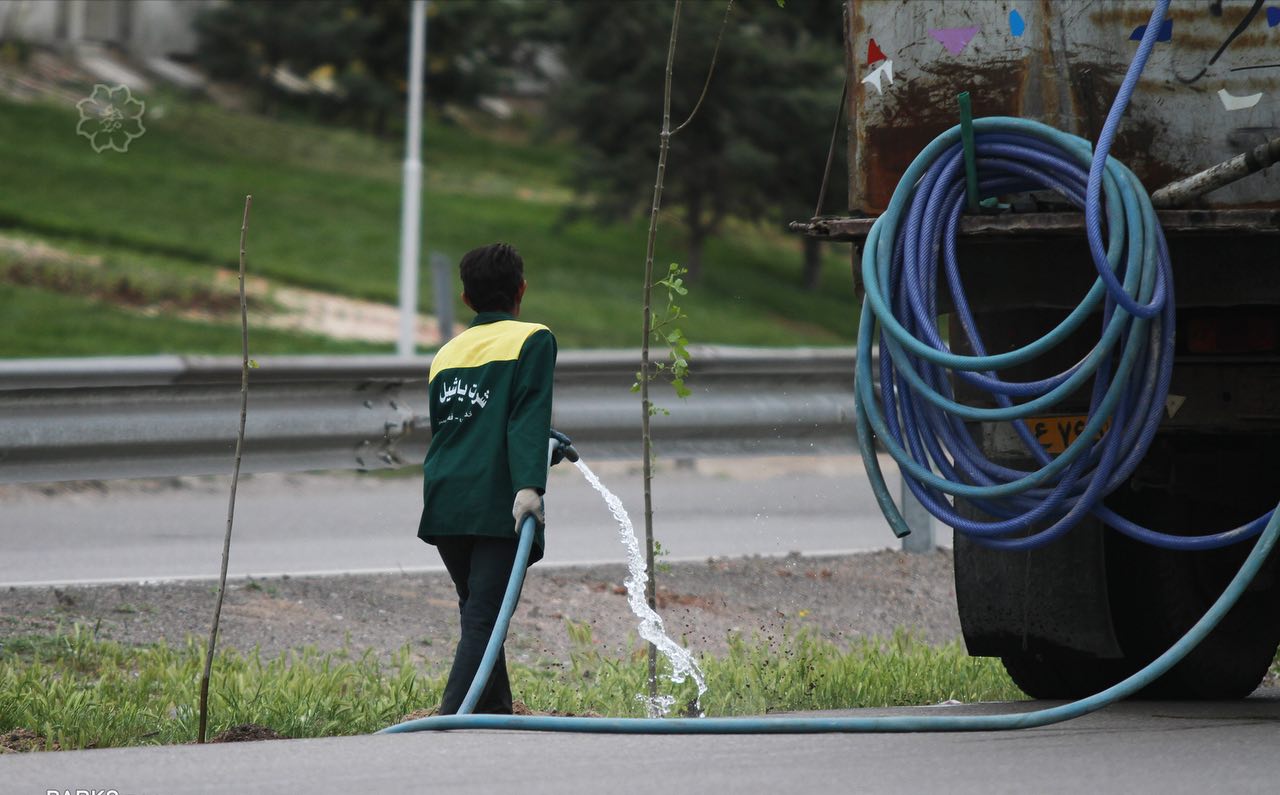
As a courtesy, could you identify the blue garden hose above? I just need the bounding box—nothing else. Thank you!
[455,514,538,715]
[381,497,1280,734]
[454,438,559,716]
[853,3,1274,551]
[380,0,1280,736]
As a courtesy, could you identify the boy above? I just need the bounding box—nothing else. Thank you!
[418,242,558,715]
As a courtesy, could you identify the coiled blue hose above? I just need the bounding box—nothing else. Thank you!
[380,0,1280,736]
[853,1,1274,551]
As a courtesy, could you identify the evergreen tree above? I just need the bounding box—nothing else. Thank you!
[550,0,845,283]
[193,0,545,135]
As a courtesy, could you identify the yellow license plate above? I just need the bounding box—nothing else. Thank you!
[1022,415,1111,455]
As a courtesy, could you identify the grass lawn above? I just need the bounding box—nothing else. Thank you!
[1,283,381,357]
[0,624,1023,750]
[0,94,857,355]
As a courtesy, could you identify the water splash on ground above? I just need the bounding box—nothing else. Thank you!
[573,459,707,717]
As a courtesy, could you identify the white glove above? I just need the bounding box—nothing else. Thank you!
[513,488,544,534]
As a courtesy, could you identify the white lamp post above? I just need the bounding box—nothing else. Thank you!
[396,0,427,357]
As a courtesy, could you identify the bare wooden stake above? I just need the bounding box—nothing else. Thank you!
[198,194,253,744]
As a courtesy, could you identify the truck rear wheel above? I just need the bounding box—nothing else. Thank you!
[958,437,1280,700]
[1104,437,1280,700]
[999,650,1129,700]
[991,528,1279,701]
[1107,540,1279,699]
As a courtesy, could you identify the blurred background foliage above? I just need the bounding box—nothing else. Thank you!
[547,0,846,285]
[193,0,551,134]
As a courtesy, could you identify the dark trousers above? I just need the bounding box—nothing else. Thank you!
[434,535,523,715]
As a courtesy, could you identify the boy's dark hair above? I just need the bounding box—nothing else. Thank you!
[459,243,525,313]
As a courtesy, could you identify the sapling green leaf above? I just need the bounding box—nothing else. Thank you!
[639,264,694,403]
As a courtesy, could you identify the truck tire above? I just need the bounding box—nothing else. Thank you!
[999,651,1129,700]
[959,436,1280,700]
[1104,438,1280,700]
[1107,531,1280,700]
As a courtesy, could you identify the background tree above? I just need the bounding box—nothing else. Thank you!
[549,0,845,284]
[769,1,849,291]
[193,0,547,136]
[193,0,350,117]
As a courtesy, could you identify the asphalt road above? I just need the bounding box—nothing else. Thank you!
[0,455,944,587]
[4,695,1279,794]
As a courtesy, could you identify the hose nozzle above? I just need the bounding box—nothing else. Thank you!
[557,440,580,463]
[550,429,579,464]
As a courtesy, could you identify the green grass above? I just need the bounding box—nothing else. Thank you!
[0,93,857,355]
[519,623,1026,719]
[0,627,429,749]
[0,624,1023,750]
[1,283,381,357]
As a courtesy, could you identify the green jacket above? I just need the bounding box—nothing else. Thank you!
[417,311,556,562]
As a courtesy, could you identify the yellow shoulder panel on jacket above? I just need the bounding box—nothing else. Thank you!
[429,321,549,381]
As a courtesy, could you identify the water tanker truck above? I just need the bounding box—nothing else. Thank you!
[795,0,1280,699]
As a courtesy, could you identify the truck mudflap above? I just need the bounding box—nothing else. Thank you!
[954,509,1123,660]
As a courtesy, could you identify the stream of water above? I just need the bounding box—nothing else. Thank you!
[573,459,707,717]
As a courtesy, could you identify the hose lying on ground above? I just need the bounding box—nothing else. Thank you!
[379,0,1277,736]
[380,498,1280,734]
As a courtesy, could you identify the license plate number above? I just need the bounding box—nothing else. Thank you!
[1022,415,1111,455]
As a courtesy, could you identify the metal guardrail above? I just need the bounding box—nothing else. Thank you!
[0,347,860,484]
